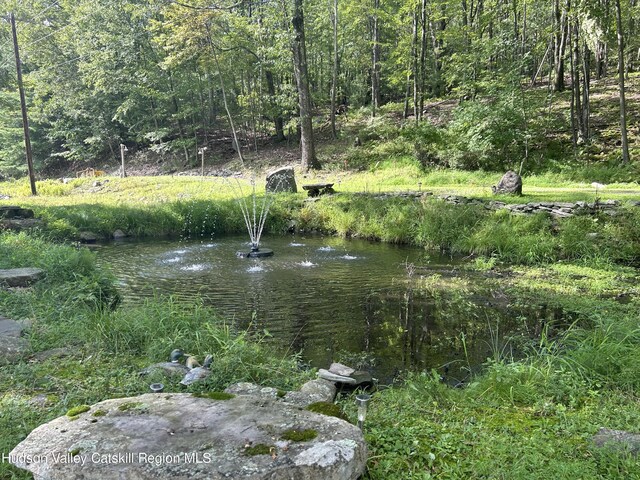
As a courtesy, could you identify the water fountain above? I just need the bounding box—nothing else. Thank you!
[232,176,275,258]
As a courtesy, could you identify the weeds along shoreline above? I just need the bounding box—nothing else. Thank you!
[1,179,640,478]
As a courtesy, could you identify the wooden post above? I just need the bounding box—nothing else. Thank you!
[10,13,37,195]
[199,147,207,176]
[120,144,128,178]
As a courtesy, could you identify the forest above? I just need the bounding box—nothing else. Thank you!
[0,0,637,177]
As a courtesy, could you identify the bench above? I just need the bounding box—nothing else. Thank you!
[302,183,335,197]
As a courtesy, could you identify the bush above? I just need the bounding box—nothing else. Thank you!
[444,96,526,170]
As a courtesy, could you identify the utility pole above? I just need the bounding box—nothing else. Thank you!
[120,144,128,178]
[9,12,37,195]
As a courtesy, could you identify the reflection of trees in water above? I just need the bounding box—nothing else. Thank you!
[362,285,574,380]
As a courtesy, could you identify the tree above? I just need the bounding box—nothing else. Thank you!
[614,0,630,163]
[292,0,321,170]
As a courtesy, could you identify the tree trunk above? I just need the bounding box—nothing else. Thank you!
[330,0,339,138]
[571,22,584,144]
[553,0,568,92]
[581,41,591,141]
[292,0,321,170]
[371,0,381,117]
[615,0,630,163]
[411,9,419,120]
[418,0,428,117]
[265,70,286,141]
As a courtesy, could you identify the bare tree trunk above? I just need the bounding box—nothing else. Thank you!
[553,0,568,92]
[581,41,591,141]
[371,0,381,117]
[265,70,286,141]
[292,0,321,170]
[615,0,630,163]
[330,0,338,138]
[206,29,245,166]
[411,9,419,120]
[418,0,428,117]
[571,22,584,144]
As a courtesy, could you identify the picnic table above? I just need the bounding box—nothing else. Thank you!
[302,183,335,197]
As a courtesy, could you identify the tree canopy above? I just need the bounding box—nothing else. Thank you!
[0,0,637,174]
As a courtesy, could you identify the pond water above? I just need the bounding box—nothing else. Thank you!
[95,235,567,384]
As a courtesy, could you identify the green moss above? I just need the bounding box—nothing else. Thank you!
[281,428,318,442]
[306,402,348,421]
[192,392,235,400]
[243,444,273,456]
[117,401,145,412]
[68,448,81,456]
[276,389,287,398]
[66,405,90,417]
[92,409,107,417]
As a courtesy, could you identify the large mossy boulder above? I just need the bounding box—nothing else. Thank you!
[9,393,366,480]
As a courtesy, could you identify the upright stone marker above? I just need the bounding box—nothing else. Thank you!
[266,167,297,193]
[491,170,523,195]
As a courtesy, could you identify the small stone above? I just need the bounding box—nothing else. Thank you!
[318,369,357,385]
[31,347,73,362]
[78,231,98,243]
[328,362,355,377]
[0,317,30,365]
[113,229,127,240]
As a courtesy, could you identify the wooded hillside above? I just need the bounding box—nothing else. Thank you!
[0,0,637,175]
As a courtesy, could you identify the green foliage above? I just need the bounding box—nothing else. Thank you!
[443,96,527,170]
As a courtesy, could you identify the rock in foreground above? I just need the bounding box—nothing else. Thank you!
[9,393,366,480]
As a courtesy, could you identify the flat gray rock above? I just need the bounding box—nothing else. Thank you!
[0,317,30,364]
[9,393,366,480]
[329,362,355,377]
[592,428,640,455]
[224,382,280,400]
[0,268,44,287]
[318,368,357,385]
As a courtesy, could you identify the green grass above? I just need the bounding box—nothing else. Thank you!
[1,166,640,479]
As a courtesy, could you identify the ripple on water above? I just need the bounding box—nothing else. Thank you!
[289,243,306,247]
[247,265,265,273]
[297,261,317,267]
[340,254,359,260]
[181,264,209,272]
[162,257,182,264]
[317,246,335,252]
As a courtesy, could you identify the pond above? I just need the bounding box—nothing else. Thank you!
[95,234,568,384]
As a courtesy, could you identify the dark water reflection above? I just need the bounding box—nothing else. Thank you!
[95,235,568,383]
